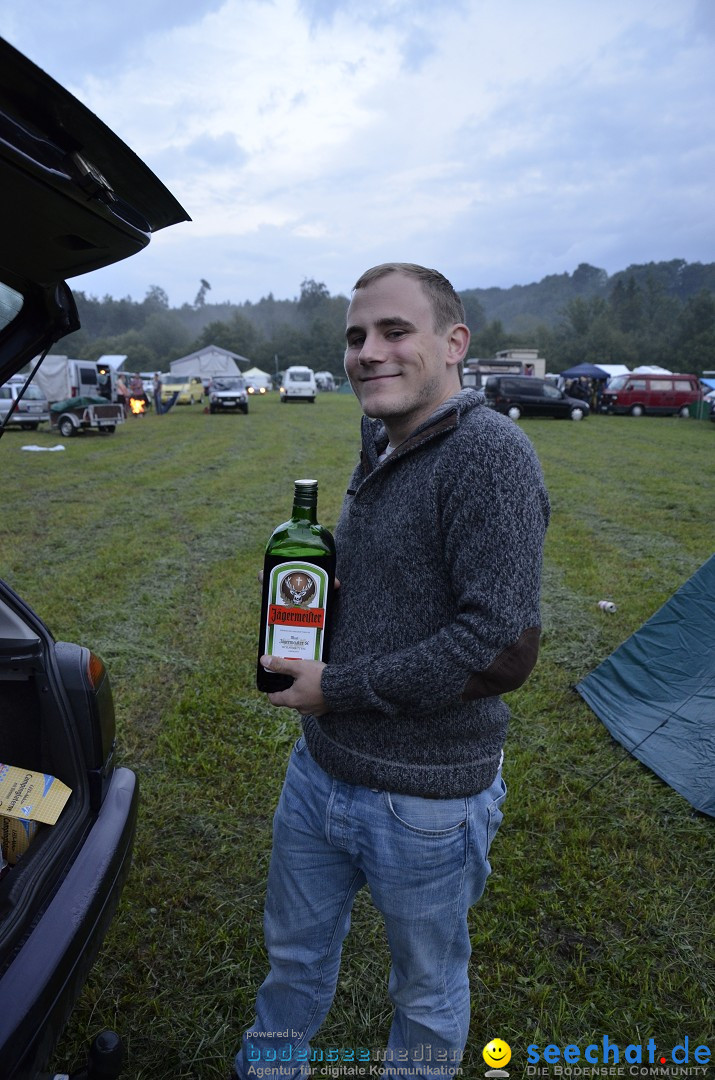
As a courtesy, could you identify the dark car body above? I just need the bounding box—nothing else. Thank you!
[0,36,188,1078]
[484,375,590,420]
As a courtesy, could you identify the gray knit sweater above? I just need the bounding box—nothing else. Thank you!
[303,389,550,797]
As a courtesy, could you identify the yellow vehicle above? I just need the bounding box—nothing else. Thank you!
[160,375,203,405]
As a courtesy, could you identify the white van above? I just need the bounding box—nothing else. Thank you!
[280,365,317,403]
[32,355,100,403]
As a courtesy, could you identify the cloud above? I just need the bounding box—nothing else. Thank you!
[3,0,226,79]
[3,0,713,305]
[154,133,249,175]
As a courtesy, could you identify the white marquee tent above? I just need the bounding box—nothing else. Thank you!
[170,346,249,379]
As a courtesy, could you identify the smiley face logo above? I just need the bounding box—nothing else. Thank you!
[483,1039,512,1070]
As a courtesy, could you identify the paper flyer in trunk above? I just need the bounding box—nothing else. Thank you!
[0,763,72,825]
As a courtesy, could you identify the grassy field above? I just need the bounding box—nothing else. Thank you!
[0,396,713,1078]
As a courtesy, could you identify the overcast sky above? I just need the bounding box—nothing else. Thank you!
[3,0,714,307]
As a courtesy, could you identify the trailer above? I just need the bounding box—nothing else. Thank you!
[50,396,125,437]
[464,349,547,388]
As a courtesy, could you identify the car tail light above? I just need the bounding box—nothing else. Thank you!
[87,650,106,690]
[55,643,116,810]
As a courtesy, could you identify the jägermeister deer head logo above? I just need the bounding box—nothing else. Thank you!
[280,571,316,607]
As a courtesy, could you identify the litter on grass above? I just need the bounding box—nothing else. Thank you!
[20,444,66,452]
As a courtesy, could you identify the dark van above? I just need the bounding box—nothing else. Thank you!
[484,375,590,421]
[601,373,701,416]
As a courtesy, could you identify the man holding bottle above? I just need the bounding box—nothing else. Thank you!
[231,263,550,1080]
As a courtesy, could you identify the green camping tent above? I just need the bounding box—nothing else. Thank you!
[577,555,715,817]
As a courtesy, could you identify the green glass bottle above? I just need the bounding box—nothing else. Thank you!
[257,479,336,693]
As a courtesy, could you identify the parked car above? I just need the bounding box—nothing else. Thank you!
[209,375,249,414]
[244,369,272,394]
[0,380,50,430]
[0,36,188,1079]
[600,373,701,416]
[280,365,317,402]
[160,375,203,405]
[484,375,590,421]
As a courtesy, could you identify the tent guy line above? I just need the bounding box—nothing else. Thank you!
[565,706,680,810]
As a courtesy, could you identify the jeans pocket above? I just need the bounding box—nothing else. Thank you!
[385,792,468,836]
[485,775,507,857]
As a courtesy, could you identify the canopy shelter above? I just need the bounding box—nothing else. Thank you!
[559,362,610,380]
[594,364,630,380]
[576,555,715,817]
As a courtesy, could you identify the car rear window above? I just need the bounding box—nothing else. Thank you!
[0,282,23,332]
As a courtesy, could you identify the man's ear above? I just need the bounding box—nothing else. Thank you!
[446,323,470,366]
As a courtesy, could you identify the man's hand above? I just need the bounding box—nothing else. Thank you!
[260,655,328,716]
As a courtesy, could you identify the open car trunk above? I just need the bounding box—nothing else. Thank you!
[0,36,186,1076]
[0,584,90,958]
[0,579,138,1078]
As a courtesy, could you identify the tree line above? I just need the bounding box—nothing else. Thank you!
[61,260,715,378]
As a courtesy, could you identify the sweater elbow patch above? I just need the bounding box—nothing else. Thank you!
[461,627,541,699]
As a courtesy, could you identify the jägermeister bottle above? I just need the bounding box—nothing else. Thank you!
[257,479,336,693]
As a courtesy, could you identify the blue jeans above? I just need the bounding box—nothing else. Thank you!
[235,737,506,1080]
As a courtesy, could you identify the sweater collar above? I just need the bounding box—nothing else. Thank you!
[360,388,485,473]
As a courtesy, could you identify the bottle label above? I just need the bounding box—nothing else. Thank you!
[264,561,331,662]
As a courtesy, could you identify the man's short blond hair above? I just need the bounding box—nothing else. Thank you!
[352,263,466,334]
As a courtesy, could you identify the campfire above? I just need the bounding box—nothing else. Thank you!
[129,397,146,415]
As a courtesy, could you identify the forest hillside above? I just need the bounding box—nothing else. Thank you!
[58,260,715,378]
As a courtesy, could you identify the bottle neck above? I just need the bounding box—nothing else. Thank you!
[291,481,318,524]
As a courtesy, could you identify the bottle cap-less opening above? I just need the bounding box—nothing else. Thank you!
[294,479,318,507]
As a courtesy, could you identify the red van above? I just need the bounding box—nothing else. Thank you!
[601,373,702,416]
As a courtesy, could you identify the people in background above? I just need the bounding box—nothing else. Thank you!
[115,374,132,416]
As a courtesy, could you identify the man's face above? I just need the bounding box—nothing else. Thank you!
[344,272,466,445]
